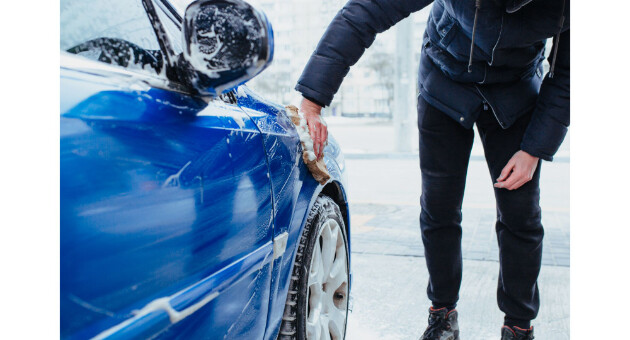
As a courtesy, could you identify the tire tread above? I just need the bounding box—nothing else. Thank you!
[278,196,346,340]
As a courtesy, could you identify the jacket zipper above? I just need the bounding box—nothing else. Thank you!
[489,14,504,66]
[474,86,505,128]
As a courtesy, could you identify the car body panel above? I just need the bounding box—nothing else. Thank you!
[235,87,351,340]
[61,54,274,339]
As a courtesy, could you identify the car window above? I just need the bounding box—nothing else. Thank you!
[169,0,193,16]
[61,0,164,76]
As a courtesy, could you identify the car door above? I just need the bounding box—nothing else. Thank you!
[60,1,274,338]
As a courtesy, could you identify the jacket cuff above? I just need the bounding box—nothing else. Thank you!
[301,94,325,108]
[520,114,568,162]
[520,143,554,162]
[295,84,333,107]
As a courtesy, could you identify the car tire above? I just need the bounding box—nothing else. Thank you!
[279,195,349,340]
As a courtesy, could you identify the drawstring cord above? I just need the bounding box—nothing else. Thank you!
[468,0,565,77]
[468,0,482,73]
[549,0,566,79]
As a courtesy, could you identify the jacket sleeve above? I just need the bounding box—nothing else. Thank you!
[520,28,570,161]
[295,0,433,106]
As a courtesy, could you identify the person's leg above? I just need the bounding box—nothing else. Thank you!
[417,96,474,309]
[475,108,544,329]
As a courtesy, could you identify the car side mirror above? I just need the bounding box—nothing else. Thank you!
[180,0,274,96]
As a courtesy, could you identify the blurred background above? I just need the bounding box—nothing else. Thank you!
[246,0,429,118]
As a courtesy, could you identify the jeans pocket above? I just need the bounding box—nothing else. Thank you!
[417,96,452,132]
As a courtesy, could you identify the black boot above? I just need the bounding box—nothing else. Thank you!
[501,326,534,340]
[419,307,460,340]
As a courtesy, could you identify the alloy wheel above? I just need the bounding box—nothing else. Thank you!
[305,219,348,340]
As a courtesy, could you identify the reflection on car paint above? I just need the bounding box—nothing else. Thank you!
[61,62,274,338]
[60,1,350,336]
[91,241,274,339]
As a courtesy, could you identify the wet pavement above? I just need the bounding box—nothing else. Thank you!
[328,118,570,340]
[350,202,570,267]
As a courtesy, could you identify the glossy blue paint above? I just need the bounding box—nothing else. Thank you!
[236,87,352,340]
[170,240,273,311]
[61,55,274,339]
[103,310,171,340]
[61,0,351,338]
[89,241,274,339]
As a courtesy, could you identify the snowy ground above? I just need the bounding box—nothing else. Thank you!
[326,117,570,340]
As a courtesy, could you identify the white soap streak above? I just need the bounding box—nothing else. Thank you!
[236,86,248,98]
[154,98,191,110]
[91,291,219,339]
[197,101,246,128]
[68,294,116,318]
[162,161,192,188]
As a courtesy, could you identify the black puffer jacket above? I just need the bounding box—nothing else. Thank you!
[296,0,569,161]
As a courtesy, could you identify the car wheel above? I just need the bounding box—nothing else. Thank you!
[279,195,349,340]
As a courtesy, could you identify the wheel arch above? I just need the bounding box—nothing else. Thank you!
[263,175,352,340]
[319,180,350,236]
[318,180,352,292]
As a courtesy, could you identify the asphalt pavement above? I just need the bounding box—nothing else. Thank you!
[325,117,570,340]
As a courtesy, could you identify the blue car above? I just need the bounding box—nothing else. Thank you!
[60,0,351,339]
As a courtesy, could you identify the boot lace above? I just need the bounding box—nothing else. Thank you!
[422,313,450,339]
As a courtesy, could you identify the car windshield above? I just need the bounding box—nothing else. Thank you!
[61,0,164,75]
[168,0,193,16]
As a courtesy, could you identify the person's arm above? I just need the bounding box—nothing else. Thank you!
[298,0,433,158]
[520,28,570,162]
[495,28,570,191]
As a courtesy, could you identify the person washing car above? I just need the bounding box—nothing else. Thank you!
[296,0,569,339]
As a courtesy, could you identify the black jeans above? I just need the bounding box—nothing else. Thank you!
[417,96,543,326]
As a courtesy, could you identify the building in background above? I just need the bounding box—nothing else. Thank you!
[248,0,431,118]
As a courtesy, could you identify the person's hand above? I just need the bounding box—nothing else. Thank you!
[494,150,539,190]
[300,97,328,160]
